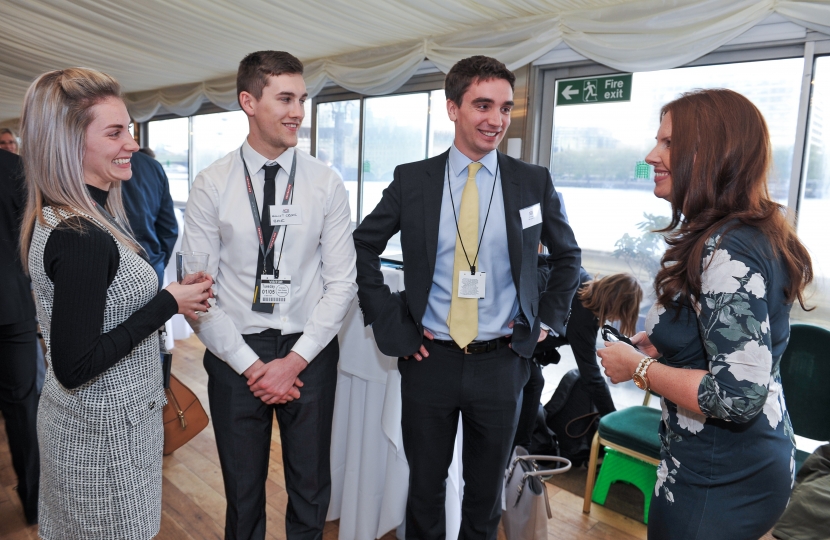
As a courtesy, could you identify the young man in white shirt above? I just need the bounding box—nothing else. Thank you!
[182,51,357,540]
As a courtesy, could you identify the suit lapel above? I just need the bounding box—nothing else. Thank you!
[423,150,449,278]
[498,152,523,290]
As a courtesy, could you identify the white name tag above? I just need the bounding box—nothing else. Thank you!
[270,205,302,226]
[458,271,486,299]
[520,203,542,229]
[260,275,292,304]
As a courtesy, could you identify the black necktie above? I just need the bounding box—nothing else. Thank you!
[259,163,280,275]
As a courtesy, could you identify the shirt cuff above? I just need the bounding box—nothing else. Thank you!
[292,334,322,363]
[540,321,558,337]
[225,345,259,375]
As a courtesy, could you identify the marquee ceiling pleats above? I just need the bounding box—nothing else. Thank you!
[1,0,829,124]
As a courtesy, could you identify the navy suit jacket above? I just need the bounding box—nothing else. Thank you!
[353,149,581,359]
[122,151,178,285]
[0,149,36,326]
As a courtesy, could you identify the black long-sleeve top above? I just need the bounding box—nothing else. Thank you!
[43,185,178,389]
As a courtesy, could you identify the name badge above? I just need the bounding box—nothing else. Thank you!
[270,205,302,226]
[260,275,292,304]
[520,203,542,229]
[458,271,486,299]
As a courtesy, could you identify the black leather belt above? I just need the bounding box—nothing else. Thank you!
[432,336,511,355]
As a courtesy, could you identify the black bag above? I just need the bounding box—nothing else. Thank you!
[543,369,600,467]
[528,403,559,457]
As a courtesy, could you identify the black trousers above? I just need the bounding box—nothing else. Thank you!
[204,330,338,540]
[512,359,545,450]
[399,340,530,540]
[0,318,40,524]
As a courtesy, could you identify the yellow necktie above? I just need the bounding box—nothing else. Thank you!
[447,161,482,348]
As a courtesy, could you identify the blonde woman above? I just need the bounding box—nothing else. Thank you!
[514,266,642,449]
[19,68,212,539]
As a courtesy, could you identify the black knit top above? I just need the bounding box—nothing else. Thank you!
[42,185,178,389]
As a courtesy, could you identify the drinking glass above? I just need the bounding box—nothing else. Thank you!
[176,251,209,284]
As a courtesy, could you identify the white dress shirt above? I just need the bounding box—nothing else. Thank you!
[182,140,357,374]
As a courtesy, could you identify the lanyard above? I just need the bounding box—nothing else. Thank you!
[241,148,297,276]
[446,158,499,275]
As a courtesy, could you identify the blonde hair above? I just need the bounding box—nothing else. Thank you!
[578,273,643,336]
[19,68,141,268]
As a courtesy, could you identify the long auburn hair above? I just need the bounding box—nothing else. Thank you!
[19,68,141,269]
[578,273,643,336]
[653,89,812,310]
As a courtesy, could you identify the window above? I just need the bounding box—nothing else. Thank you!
[316,100,360,222]
[315,89,453,259]
[191,111,249,178]
[147,117,189,203]
[795,55,830,328]
[545,58,803,287]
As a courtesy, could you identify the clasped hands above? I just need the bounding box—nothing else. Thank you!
[243,351,307,405]
[597,331,659,384]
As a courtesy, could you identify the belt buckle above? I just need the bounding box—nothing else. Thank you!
[463,344,470,354]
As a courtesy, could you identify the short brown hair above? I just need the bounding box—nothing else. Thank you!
[237,51,304,106]
[578,273,643,337]
[444,55,515,105]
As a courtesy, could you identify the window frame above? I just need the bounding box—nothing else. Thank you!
[313,72,446,223]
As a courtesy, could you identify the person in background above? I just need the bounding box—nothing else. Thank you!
[513,267,642,450]
[182,51,356,539]
[19,67,212,539]
[0,147,39,525]
[0,127,19,154]
[121,148,179,286]
[353,55,580,539]
[598,88,813,539]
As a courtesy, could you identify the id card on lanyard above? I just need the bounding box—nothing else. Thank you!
[242,148,297,313]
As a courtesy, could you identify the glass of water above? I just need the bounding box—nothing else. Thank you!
[176,251,210,284]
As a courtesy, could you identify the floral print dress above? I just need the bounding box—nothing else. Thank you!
[646,226,795,540]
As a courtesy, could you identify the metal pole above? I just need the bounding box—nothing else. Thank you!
[788,40,816,227]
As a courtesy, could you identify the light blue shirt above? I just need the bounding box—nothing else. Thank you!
[422,144,519,341]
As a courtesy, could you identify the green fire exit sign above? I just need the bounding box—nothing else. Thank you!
[556,74,633,106]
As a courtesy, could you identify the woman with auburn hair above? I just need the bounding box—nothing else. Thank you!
[513,266,642,449]
[19,68,212,539]
[599,88,813,539]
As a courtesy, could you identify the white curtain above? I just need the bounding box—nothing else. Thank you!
[122,0,830,122]
[2,1,830,123]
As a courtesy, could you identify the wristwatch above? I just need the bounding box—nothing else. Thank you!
[633,357,657,391]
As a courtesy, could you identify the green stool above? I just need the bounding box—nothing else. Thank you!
[591,447,657,523]
[583,402,661,523]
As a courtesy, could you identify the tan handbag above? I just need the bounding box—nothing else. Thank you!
[162,374,209,455]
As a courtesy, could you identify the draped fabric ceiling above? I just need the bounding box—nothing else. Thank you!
[2,0,830,124]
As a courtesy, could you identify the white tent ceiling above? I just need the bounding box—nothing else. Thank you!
[2,0,830,124]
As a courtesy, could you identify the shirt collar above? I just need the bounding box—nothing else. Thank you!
[242,138,295,175]
[448,143,498,178]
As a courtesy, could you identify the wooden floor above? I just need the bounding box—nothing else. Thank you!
[1,335,646,540]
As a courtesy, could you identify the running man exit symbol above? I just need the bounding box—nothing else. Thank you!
[584,80,598,101]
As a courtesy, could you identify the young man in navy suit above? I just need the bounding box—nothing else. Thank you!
[353,56,581,539]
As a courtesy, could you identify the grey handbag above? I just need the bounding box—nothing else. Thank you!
[502,445,572,540]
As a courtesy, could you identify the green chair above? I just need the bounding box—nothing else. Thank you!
[583,392,661,523]
[780,324,830,472]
